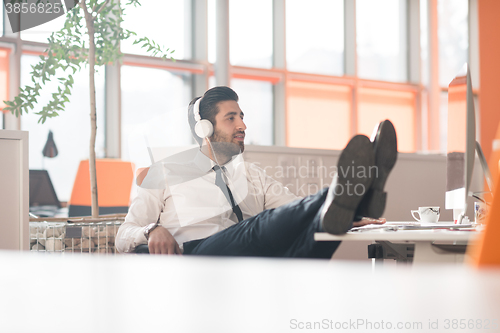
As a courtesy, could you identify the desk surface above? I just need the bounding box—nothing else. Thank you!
[1,251,499,333]
[315,222,479,242]
[315,229,478,242]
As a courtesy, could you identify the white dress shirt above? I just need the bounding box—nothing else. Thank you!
[115,150,299,253]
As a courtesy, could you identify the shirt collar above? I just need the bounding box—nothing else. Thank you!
[193,149,214,173]
[193,149,242,178]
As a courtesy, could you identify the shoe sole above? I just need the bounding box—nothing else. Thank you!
[321,135,375,235]
[359,120,398,218]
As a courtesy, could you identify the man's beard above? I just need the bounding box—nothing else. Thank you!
[210,129,244,158]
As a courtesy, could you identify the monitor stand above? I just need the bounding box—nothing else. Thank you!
[456,141,494,225]
[475,141,494,193]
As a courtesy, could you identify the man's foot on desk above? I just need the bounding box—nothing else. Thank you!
[356,119,398,219]
[320,135,375,235]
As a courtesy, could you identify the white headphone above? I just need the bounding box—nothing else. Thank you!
[193,98,214,138]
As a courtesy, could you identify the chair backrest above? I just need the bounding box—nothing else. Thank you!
[68,159,134,217]
[136,167,150,186]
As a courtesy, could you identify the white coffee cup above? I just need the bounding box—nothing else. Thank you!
[411,206,440,223]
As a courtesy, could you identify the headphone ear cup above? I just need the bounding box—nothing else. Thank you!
[194,119,214,138]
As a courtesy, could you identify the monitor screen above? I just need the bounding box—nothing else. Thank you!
[445,64,475,222]
[29,170,61,208]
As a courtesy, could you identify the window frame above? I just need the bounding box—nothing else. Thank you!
[0,0,479,155]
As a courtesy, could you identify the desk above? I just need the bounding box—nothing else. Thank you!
[315,223,480,265]
[0,252,499,333]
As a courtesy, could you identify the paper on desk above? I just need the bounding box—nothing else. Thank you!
[350,224,399,232]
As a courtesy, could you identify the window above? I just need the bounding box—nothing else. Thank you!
[0,0,477,181]
[229,0,273,68]
[357,88,416,153]
[440,91,449,152]
[20,12,67,43]
[438,0,468,87]
[20,54,105,201]
[420,0,429,86]
[208,0,216,64]
[121,65,192,170]
[286,0,344,76]
[0,48,9,129]
[231,78,273,145]
[356,0,407,82]
[0,5,3,36]
[287,80,352,150]
[121,0,190,59]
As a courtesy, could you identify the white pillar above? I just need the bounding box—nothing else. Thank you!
[273,0,286,146]
[215,0,230,86]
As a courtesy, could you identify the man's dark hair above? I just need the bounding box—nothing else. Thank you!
[189,86,239,125]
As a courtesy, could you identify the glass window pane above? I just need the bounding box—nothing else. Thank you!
[231,79,273,146]
[420,0,429,86]
[286,0,344,76]
[440,91,449,152]
[121,66,192,172]
[287,81,351,150]
[0,5,3,36]
[0,48,9,128]
[20,12,66,43]
[208,0,216,64]
[20,54,105,201]
[121,1,189,59]
[229,0,272,68]
[357,0,407,82]
[438,0,468,87]
[209,75,216,89]
[357,88,416,153]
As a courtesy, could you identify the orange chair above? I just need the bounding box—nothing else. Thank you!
[136,167,150,187]
[468,173,500,267]
[68,159,134,217]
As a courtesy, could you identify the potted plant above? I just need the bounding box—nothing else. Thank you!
[3,0,174,217]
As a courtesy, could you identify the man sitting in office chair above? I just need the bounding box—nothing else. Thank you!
[115,86,398,257]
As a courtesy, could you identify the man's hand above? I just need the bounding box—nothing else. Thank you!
[352,217,386,228]
[147,226,182,255]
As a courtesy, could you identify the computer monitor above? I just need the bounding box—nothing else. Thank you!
[29,170,61,208]
[445,64,493,224]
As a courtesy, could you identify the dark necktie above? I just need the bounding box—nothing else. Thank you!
[213,166,243,222]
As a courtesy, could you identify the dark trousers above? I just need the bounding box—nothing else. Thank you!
[183,188,340,259]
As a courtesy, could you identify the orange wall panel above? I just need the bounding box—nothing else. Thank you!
[357,88,416,153]
[478,0,500,162]
[287,81,352,150]
[447,84,467,153]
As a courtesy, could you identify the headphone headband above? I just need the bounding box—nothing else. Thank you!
[193,98,202,122]
[192,96,214,139]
